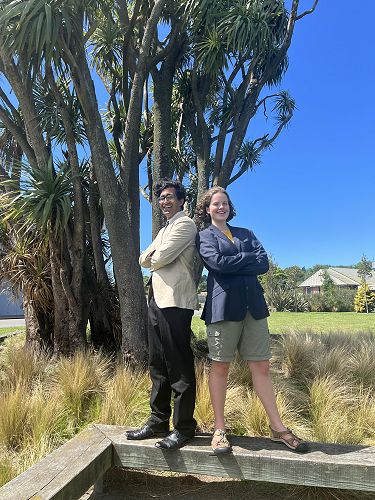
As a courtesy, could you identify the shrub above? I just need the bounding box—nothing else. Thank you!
[354,284,375,313]
[265,283,309,312]
[308,288,356,312]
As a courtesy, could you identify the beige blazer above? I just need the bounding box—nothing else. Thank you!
[139,211,199,310]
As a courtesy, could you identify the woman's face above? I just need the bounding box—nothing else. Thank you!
[207,192,230,225]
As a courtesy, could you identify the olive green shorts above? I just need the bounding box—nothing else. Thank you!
[206,312,271,362]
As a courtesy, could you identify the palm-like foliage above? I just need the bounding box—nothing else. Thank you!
[33,77,87,146]
[0,0,105,67]
[0,235,52,314]
[2,158,72,239]
[184,0,288,80]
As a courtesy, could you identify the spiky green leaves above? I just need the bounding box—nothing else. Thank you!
[0,0,72,72]
[183,0,288,79]
[2,157,72,239]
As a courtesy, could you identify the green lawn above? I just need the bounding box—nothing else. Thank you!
[0,327,25,338]
[2,312,374,341]
[192,312,375,338]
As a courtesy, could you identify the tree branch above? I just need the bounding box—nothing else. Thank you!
[296,0,319,20]
[228,114,293,185]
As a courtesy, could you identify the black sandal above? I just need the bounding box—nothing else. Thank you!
[270,427,309,453]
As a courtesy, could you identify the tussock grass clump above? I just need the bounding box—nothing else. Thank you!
[100,364,150,427]
[348,342,375,389]
[194,362,248,433]
[26,384,66,446]
[0,384,30,449]
[50,350,111,427]
[275,333,318,381]
[228,355,253,388]
[308,376,363,444]
[355,389,375,444]
[312,346,351,380]
[0,450,15,487]
[16,435,60,474]
[194,362,213,431]
[237,387,307,439]
[0,345,48,388]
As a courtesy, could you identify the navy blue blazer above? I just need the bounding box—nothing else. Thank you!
[196,224,269,325]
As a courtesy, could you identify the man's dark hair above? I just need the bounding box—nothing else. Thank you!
[154,178,187,207]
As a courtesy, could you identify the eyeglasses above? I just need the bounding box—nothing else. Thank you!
[158,194,176,203]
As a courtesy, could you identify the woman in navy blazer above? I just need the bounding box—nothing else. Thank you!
[195,187,307,455]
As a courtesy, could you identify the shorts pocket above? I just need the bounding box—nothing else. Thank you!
[207,329,221,337]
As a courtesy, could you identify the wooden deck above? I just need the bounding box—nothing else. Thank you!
[1,424,374,499]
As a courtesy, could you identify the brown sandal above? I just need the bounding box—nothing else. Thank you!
[270,427,309,453]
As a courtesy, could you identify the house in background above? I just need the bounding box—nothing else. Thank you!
[299,263,375,295]
[0,283,23,318]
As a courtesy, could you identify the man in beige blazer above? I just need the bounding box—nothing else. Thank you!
[126,179,198,449]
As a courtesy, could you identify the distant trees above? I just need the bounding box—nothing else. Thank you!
[354,255,374,313]
[356,255,373,313]
[354,285,375,314]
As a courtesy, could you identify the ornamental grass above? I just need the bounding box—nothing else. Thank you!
[0,329,374,491]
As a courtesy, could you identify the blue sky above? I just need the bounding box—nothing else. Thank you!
[139,1,375,269]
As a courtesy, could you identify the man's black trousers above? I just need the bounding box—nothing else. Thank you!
[146,296,197,437]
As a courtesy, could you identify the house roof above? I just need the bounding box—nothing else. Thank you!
[299,267,375,288]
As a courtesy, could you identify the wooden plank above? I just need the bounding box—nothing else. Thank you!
[96,424,375,492]
[0,426,112,500]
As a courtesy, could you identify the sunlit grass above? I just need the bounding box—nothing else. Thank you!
[308,376,364,444]
[49,350,111,429]
[0,344,48,388]
[0,328,374,490]
[191,313,375,338]
[100,364,150,427]
[0,384,30,449]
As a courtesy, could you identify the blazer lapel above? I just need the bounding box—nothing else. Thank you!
[227,224,242,252]
[209,224,237,249]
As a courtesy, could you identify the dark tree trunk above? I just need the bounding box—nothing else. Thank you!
[23,296,53,352]
[67,41,148,363]
[84,257,117,350]
[88,170,111,289]
[151,34,185,238]
[50,242,71,355]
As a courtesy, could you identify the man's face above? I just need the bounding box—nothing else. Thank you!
[158,187,184,220]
